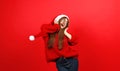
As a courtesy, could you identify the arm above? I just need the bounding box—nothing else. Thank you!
[29,24,60,41]
[64,28,80,54]
[64,28,78,45]
[64,28,72,40]
[41,24,60,34]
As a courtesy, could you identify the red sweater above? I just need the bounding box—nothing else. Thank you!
[35,24,79,62]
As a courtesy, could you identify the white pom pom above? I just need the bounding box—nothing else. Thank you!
[29,35,35,41]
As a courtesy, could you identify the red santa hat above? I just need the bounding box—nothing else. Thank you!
[54,14,69,24]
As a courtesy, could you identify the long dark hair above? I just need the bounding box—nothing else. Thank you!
[47,17,69,50]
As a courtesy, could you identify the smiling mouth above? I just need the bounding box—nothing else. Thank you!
[61,24,64,26]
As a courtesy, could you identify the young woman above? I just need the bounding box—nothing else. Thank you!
[29,14,79,71]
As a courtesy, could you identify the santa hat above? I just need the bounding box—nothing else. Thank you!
[54,14,69,24]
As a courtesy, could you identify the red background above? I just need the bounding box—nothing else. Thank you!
[0,0,120,71]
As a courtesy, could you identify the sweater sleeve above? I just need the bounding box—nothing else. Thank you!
[67,32,80,54]
[35,24,60,38]
[67,32,78,46]
[41,24,60,33]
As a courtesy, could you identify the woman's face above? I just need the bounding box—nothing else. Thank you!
[59,18,68,29]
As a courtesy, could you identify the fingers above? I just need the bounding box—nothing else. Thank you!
[64,27,68,33]
[65,27,68,31]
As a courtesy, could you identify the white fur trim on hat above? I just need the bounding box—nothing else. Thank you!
[54,14,69,24]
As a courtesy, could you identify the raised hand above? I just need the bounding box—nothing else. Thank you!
[64,28,72,40]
